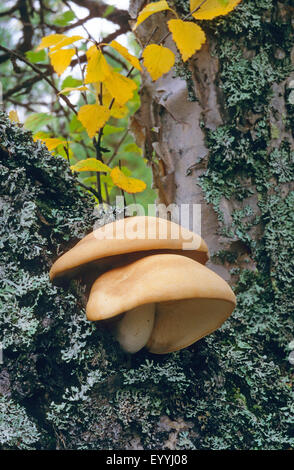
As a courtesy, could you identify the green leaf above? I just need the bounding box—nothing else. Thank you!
[52,10,76,27]
[123,143,143,155]
[25,49,47,63]
[103,5,115,17]
[103,125,125,136]
[61,76,83,90]
[24,113,55,132]
[69,114,84,134]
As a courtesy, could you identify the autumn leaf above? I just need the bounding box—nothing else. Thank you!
[58,85,88,95]
[77,104,111,138]
[36,34,67,50]
[50,35,83,51]
[190,0,242,20]
[109,40,142,71]
[48,48,76,76]
[168,19,206,62]
[37,137,67,151]
[36,34,82,51]
[110,167,147,193]
[33,131,49,142]
[104,71,137,106]
[93,85,129,119]
[134,1,173,30]
[8,110,20,123]
[142,44,175,81]
[109,101,128,119]
[70,158,111,173]
[85,46,111,84]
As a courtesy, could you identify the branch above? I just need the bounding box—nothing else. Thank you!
[0,45,77,115]
[3,75,43,99]
[107,130,129,166]
[68,0,131,28]
[76,180,101,201]
[45,15,92,33]
[18,0,34,53]
[0,2,19,17]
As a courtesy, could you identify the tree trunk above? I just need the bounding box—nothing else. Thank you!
[130,0,294,280]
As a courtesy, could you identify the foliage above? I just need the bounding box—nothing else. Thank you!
[0,0,155,209]
[4,0,241,208]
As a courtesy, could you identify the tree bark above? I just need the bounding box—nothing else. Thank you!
[130,0,294,280]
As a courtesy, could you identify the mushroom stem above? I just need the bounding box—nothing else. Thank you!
[114,303,155,353]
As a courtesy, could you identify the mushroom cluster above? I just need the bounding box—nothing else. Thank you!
[50,216,236,354]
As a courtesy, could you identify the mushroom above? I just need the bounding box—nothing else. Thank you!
[86,254,236,354]
[49,216,209,285]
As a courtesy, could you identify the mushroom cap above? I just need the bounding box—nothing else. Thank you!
[49,216,209,284]
[86,254,236,354]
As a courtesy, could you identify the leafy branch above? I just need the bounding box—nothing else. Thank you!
[5,0,242,205]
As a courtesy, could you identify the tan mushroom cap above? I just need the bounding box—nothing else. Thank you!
[86,254,236,354]
[49,216,209,284]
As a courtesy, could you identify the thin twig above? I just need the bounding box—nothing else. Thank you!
[107,129,129,166]
[75,47,88,104]
[118,159,126,215]
[0,44,77,115]
[104,182,110,204]
[76,180,101,200]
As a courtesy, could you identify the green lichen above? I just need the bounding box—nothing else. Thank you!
[173,60,198,102]
[195,0,294,449]
[0,396,40,449]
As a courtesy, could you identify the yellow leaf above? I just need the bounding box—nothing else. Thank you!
[77,104,111,138]
[190,0,242,20]
[110,167,147,194]
[8,110,20,123]
[36,34,66,51]
[50,35,83,51]
[109,101,128,119]
[104,71,137,106]
[58,86,88,95]
[36,34,83,51]
[134,1,173,30]
[71,158,111,173]
[168,19,206,62]
[142,44,175,81]
[48,48,76,76]
[33,132,49,142]
[109,40,142,71]
[38,138,67,151]
[92,84,128,118]
[85,46,111,84]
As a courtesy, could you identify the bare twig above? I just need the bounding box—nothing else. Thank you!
[107,129,129,166]
[76,179,101,201]
[0,44,77,115]
[0,2,19,17]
